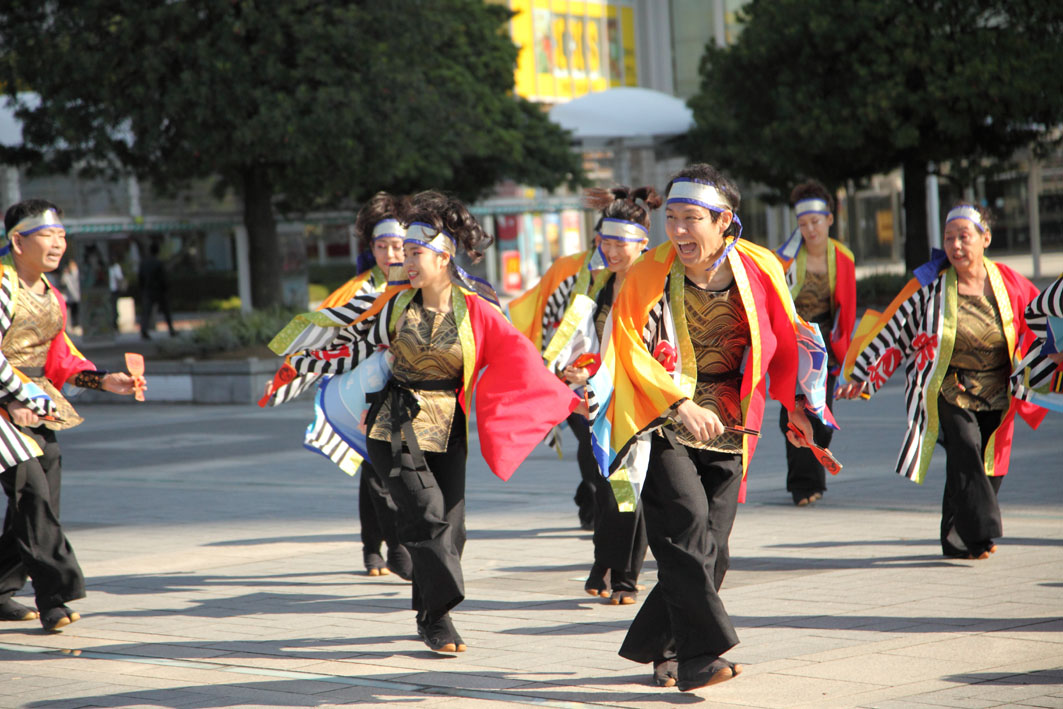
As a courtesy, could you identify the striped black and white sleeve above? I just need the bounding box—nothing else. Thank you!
[289,295,392,376]
[1025,276,1063,336]
[851,285,926,394]
[541,274,578,352]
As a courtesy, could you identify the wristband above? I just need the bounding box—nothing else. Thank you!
[73,370,108,390]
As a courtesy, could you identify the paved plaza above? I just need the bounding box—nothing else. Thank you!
[0,384,1061,708]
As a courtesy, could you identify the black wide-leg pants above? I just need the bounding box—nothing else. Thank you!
[366,412,467,620]
[569,413,598,522]
[358,460,401,557]
[619,433,742,666]
[779,373,836,499]
[0,426,85,610]
[937,396,1005,557]
[570,414,647,590]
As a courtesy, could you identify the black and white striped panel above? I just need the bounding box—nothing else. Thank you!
[542,273,578,351]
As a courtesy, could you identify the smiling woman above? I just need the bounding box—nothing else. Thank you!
[594,163,833,692]
[840,201,1047,562]
[268,190,579,656]
[0,198,140,632]
[773,180,856,506]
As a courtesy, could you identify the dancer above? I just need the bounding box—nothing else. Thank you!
[262,192,411,578]
[0,199,140,631]
[541,186,656,605]
[588,164,831,691]
[1012,274,1063,398]
[775,180,856,505]
[839,202,1045,559]
[270,191,579,653]
[510,240,601,529]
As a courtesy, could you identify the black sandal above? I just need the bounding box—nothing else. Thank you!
[363,550,389,576]
[653,657,678,687]
[420,613,466,653]
[40,606,80,633]
[584,564,610,598]
[0,598,38,621]
[677,656,743,692]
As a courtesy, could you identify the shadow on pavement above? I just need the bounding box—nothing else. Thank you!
[942,669,1063,686]
[732,614,1061,633]
[732,553,962,571]
[765,536,1063,549]
[17,668,703,707]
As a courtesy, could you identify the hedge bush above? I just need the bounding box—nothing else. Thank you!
[157,306,300,359]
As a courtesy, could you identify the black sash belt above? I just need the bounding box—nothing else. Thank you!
[696,370,742,384]
[367,376,461,478]
[946,364,1008,409]
[18,367,44,378]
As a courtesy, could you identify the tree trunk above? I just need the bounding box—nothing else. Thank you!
[902,159,929,273]
[242,166,282,309]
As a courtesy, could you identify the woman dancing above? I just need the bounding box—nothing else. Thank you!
[271,191,579,653]
[510,231,602,529]
[775,180,856,505]
[262,192,412,578]
[839,202,1046,559]
[544,186,657,604]
[590,164,831,691]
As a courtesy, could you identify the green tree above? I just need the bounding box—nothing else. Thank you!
[0,1,582,307]
[685,0,1063,271]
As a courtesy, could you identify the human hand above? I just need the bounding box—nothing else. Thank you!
[7,400,40,427]
[786,405,813,448]
[562,366,591,387]
[1048,352,1063,365]
[836,381,866,400]
[676,399,724,441]
[102,372,141,396]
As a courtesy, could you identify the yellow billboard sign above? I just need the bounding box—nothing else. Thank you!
[507,0,638,102]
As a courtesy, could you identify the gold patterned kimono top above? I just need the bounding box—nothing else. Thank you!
[2,283,82,430]
[593,275,615,343]
[794,270,835,366]
[672,279,751,453]
[368,300,462,452]
[940,292,1010,411]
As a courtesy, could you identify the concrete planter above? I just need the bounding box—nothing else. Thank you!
[74,358,279,405]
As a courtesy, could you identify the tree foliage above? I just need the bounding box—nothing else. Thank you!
[685,0,1063,270]
[0,0,582,307]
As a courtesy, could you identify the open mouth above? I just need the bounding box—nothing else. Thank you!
[676,241,697,257]
[406,269,420,281]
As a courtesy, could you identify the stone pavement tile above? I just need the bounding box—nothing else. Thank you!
[793,632,965,662]
[729,633,863,664]
[776,651,971,684]
[209,654,340,671]
[7,682,154,706]
[1014,700,1063,709]
[806,679,966,709]
[393,670,532,691]
[676,671,880,708]
[101,664,271,686]
[882,635,1063,668]
[917,678,1063,707]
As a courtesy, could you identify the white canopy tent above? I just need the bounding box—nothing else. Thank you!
[547,87,694,141]
[548,88,694,246]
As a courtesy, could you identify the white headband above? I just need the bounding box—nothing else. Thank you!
[10,209,65,237]
[372,219,406,241]
[598,218,648,242]
[404,222,457,257]
[794,198,830,218]
[666,178,734,213]
[945,205,987,233]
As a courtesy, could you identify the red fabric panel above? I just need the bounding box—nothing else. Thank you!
[467,295,579,481]
[45,287,94,387]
